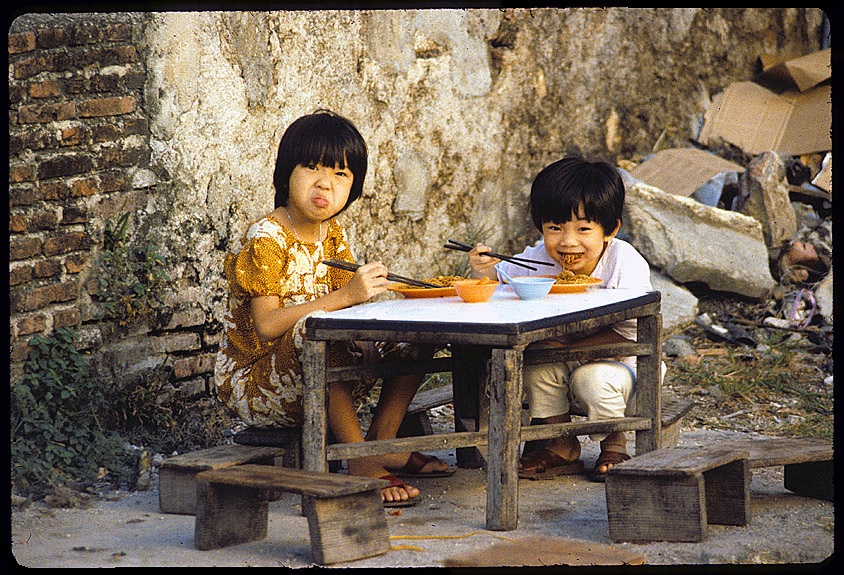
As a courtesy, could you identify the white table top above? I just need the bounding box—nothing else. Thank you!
[310,286,656,326]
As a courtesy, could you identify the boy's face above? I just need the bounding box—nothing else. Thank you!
[287,159,353,223]
[541,207,619,276]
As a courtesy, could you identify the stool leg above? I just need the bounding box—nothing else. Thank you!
[703,459,750,526]
[302,490,390,565]
[785,460,834,501]
[194,481,269,550]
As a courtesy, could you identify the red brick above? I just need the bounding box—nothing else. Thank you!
[8,31,36,54]
[60,125,88,146]
[9,164,35,184]
[16,313,48,336]
[9,264,34,286]
[30,208,61,231]
[37,153,92,180]
[34,259,62,278]
[11,340,32,363]
[35,27,69,49]
[53,307,81,329]
[64,253,89,273]
[78,96,136,118]
[61,205,88,225]
[9,186,39,207]
[41,180,71,201]
[13,54,54,79]
[42,231,91,256]
[18,101,77,124]
[70,177,99,197]
[9,214,27,233]
[29,79,60,99]
[9,236,41,261]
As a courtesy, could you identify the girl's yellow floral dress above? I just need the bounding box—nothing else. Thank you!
[214,215,370,428]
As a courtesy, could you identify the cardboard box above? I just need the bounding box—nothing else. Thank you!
[697,49,831,156]
[629,148,745,197]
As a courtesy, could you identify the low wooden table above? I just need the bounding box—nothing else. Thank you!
[302,287,663,531]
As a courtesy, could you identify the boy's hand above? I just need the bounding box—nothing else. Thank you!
[468,243,500,280]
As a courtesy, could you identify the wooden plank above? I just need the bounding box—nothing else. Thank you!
[194,479,269,550]
[523,342,653,365]
[160,445,286,470]
[634,311,662,453]
[197,464,389,498]
[715,437,832,468]
[608,448,750,477]
[407,385,453,414]
[784,460,834,501]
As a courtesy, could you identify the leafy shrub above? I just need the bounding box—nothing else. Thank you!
[10,328,129,490]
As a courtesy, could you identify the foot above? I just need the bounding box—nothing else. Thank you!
[385,452,454,478]
[590,451,631,482]
[519,446,584,480]
[347,457,421,503]
[379,474,420,507]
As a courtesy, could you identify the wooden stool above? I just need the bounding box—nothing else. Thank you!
[716,437,833,501]
[159,444,285,515]
[194,464,391,565]
[397,385,453,437]
[605,447,750,543]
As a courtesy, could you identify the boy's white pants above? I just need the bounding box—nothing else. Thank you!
[523,359,636,443]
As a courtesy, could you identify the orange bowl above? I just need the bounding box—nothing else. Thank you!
[453,279,499,303]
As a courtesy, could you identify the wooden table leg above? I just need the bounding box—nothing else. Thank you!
[486,347,523,531]
[451,345,489,469]
[302,339,329,474]
[634,311,662,455]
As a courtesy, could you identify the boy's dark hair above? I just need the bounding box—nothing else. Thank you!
[529,155,624,234]
[273,109,368,212]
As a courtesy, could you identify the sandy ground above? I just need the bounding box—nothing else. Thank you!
[9,427,835,569]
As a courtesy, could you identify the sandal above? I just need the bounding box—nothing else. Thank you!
[386,452,455,478]
[518,448,585,480]
[590,451,631,483]
[379,474,419,508]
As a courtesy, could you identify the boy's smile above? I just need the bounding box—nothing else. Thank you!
[541,208,619,276]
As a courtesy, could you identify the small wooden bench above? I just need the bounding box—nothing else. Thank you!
[714,437,833,501]
[605,447,751,543]
[194,464,391,565]
[159,444,286,515]
[397,385,453,437]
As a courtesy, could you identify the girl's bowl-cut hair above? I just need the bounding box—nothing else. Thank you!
[273,110,368,212]
[529,156,624,234]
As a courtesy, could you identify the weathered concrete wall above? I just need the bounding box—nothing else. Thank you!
[8,8,827,398]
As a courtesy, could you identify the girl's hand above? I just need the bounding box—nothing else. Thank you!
[468,243,500,280]
[341,261,390,304]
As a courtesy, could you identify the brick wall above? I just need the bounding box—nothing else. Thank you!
[8,13,217,401]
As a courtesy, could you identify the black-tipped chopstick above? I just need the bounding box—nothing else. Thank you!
[444,239,555,271]
[322,259,442,289]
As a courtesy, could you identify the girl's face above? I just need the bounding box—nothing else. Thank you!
[541,206,619,275]
[287,160,354,223]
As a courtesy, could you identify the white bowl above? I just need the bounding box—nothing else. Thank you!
[508,277,555,300]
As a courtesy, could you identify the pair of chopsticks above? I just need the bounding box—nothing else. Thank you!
[443,239,554,271]
[322,259,442,289]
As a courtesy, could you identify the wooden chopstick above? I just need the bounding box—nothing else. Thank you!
[444,239,554,271]
[321,259,442,289]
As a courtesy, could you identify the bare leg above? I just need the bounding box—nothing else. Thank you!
[327,381,419,503]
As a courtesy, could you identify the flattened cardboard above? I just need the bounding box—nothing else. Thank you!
[812,153,831,193]
[698,82,830,156]
[698,49,831,157]
[754,48,831,92]
[629,148,745,197]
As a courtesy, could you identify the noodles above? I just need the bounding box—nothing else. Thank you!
[554,269,596,285]
[562,254,578,264]
[392,275,467,290]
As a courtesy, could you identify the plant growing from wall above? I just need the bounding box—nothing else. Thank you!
[94,211,170,325]
[11,327,129,490]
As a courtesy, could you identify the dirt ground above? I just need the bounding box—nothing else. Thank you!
[9,424,835,569]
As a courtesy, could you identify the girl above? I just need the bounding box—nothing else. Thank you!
[214,110,449,506]
[469,155,659,482]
